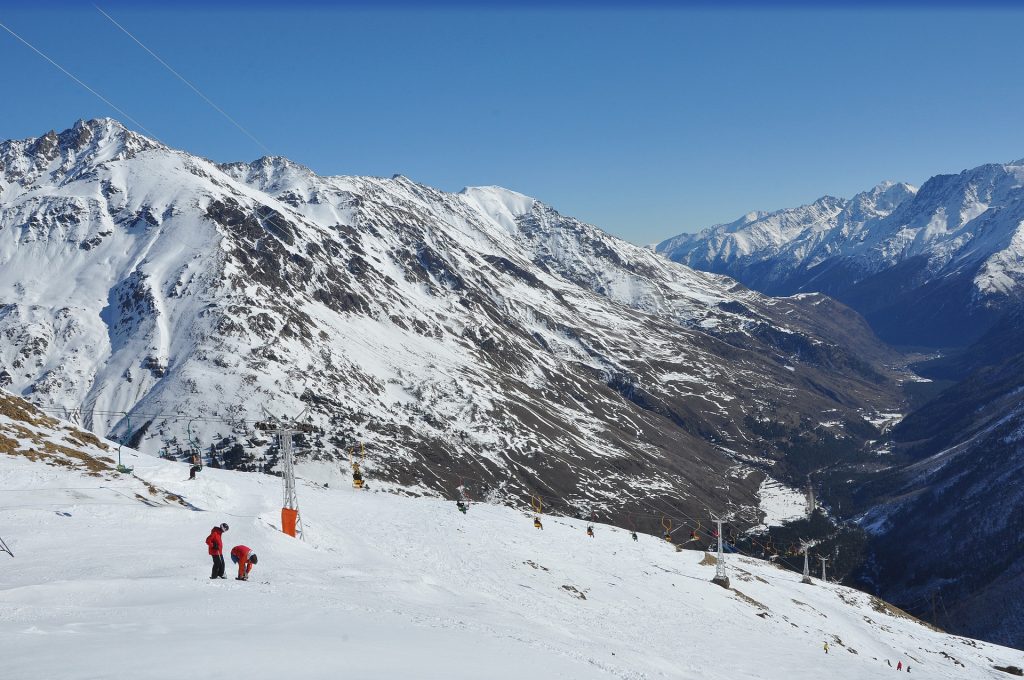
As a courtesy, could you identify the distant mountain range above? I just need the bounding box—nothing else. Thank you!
[657,161,1024,347]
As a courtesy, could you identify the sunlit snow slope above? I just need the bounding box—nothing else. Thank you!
[1,397,1020,680]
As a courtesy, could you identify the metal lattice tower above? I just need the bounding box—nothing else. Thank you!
[280,426,302,539]
[800,539,813,584]
[818,555,829,582]
[709,512,730,589]
[258,409,312,542]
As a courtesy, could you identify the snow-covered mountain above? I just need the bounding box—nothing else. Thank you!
[0,119,903,531]
[3,392,1021,679]
[657,161,1024,346]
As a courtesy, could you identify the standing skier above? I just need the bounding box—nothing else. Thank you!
[230,544,258,581]
[896,661,903,671]
[205,523,229,579]
[823,641,829,654]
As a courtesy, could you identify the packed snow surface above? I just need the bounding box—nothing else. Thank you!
[2,438,1020,679]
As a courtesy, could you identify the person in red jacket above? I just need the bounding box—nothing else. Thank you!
[230,544,258,581]
[205,523,229,579]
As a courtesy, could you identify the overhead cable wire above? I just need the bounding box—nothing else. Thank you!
[94,4,273,156]
[93,4,305,250]
[0,19,157,138]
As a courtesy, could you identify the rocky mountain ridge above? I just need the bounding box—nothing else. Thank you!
[0,118,902,532]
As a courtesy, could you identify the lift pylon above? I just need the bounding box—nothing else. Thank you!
[256,408,313,541]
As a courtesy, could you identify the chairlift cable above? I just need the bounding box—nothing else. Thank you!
[94,4,272,155]
[0,19,156,137]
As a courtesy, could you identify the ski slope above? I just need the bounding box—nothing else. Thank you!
[1,409,1021,679]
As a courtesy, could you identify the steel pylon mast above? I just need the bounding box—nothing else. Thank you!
[257,408,312,541]
[800,538,813,584]
[280,425,301,537]
[709,512,730,589]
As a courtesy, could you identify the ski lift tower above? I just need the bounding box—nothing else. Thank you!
[257,409,313,541]
[709,512,730,589]
[800,538,813,584]
[805,476,816,518]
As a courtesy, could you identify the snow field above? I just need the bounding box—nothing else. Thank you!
[2,448,1021,680]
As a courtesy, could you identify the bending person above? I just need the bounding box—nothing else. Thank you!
[230,544,258,581]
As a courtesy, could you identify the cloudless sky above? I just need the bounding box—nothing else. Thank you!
[2,2,1023,244]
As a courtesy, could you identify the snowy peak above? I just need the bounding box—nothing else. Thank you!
[0,118,162,188]
[658,159,1024,346]
[459,185,537,234]
[845,181,917,221]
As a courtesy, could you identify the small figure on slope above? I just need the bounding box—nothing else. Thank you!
[823,641,829,654]
[230,544,258,581]
[205,522,229,579]
[456,500,468,514]
[189,452,202,480]
[586,525,594,538]
[631,531,638,542]
[533,516,543,530]
[896,661,902,671]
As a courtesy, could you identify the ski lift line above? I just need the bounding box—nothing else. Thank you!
[33,401,754,536]
[92,4,320,252]
[0,20,217,261]
[36,409,756,549]
[94,4,272,156]
[0,19,157,139]
[1,14,301,256]
[0,485,137,491]
[1,501,143,509]
[33,406,282,426]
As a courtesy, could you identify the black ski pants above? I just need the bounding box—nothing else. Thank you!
[211,554,226,578]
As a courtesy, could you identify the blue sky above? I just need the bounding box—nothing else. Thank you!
[1,2,1023,244]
